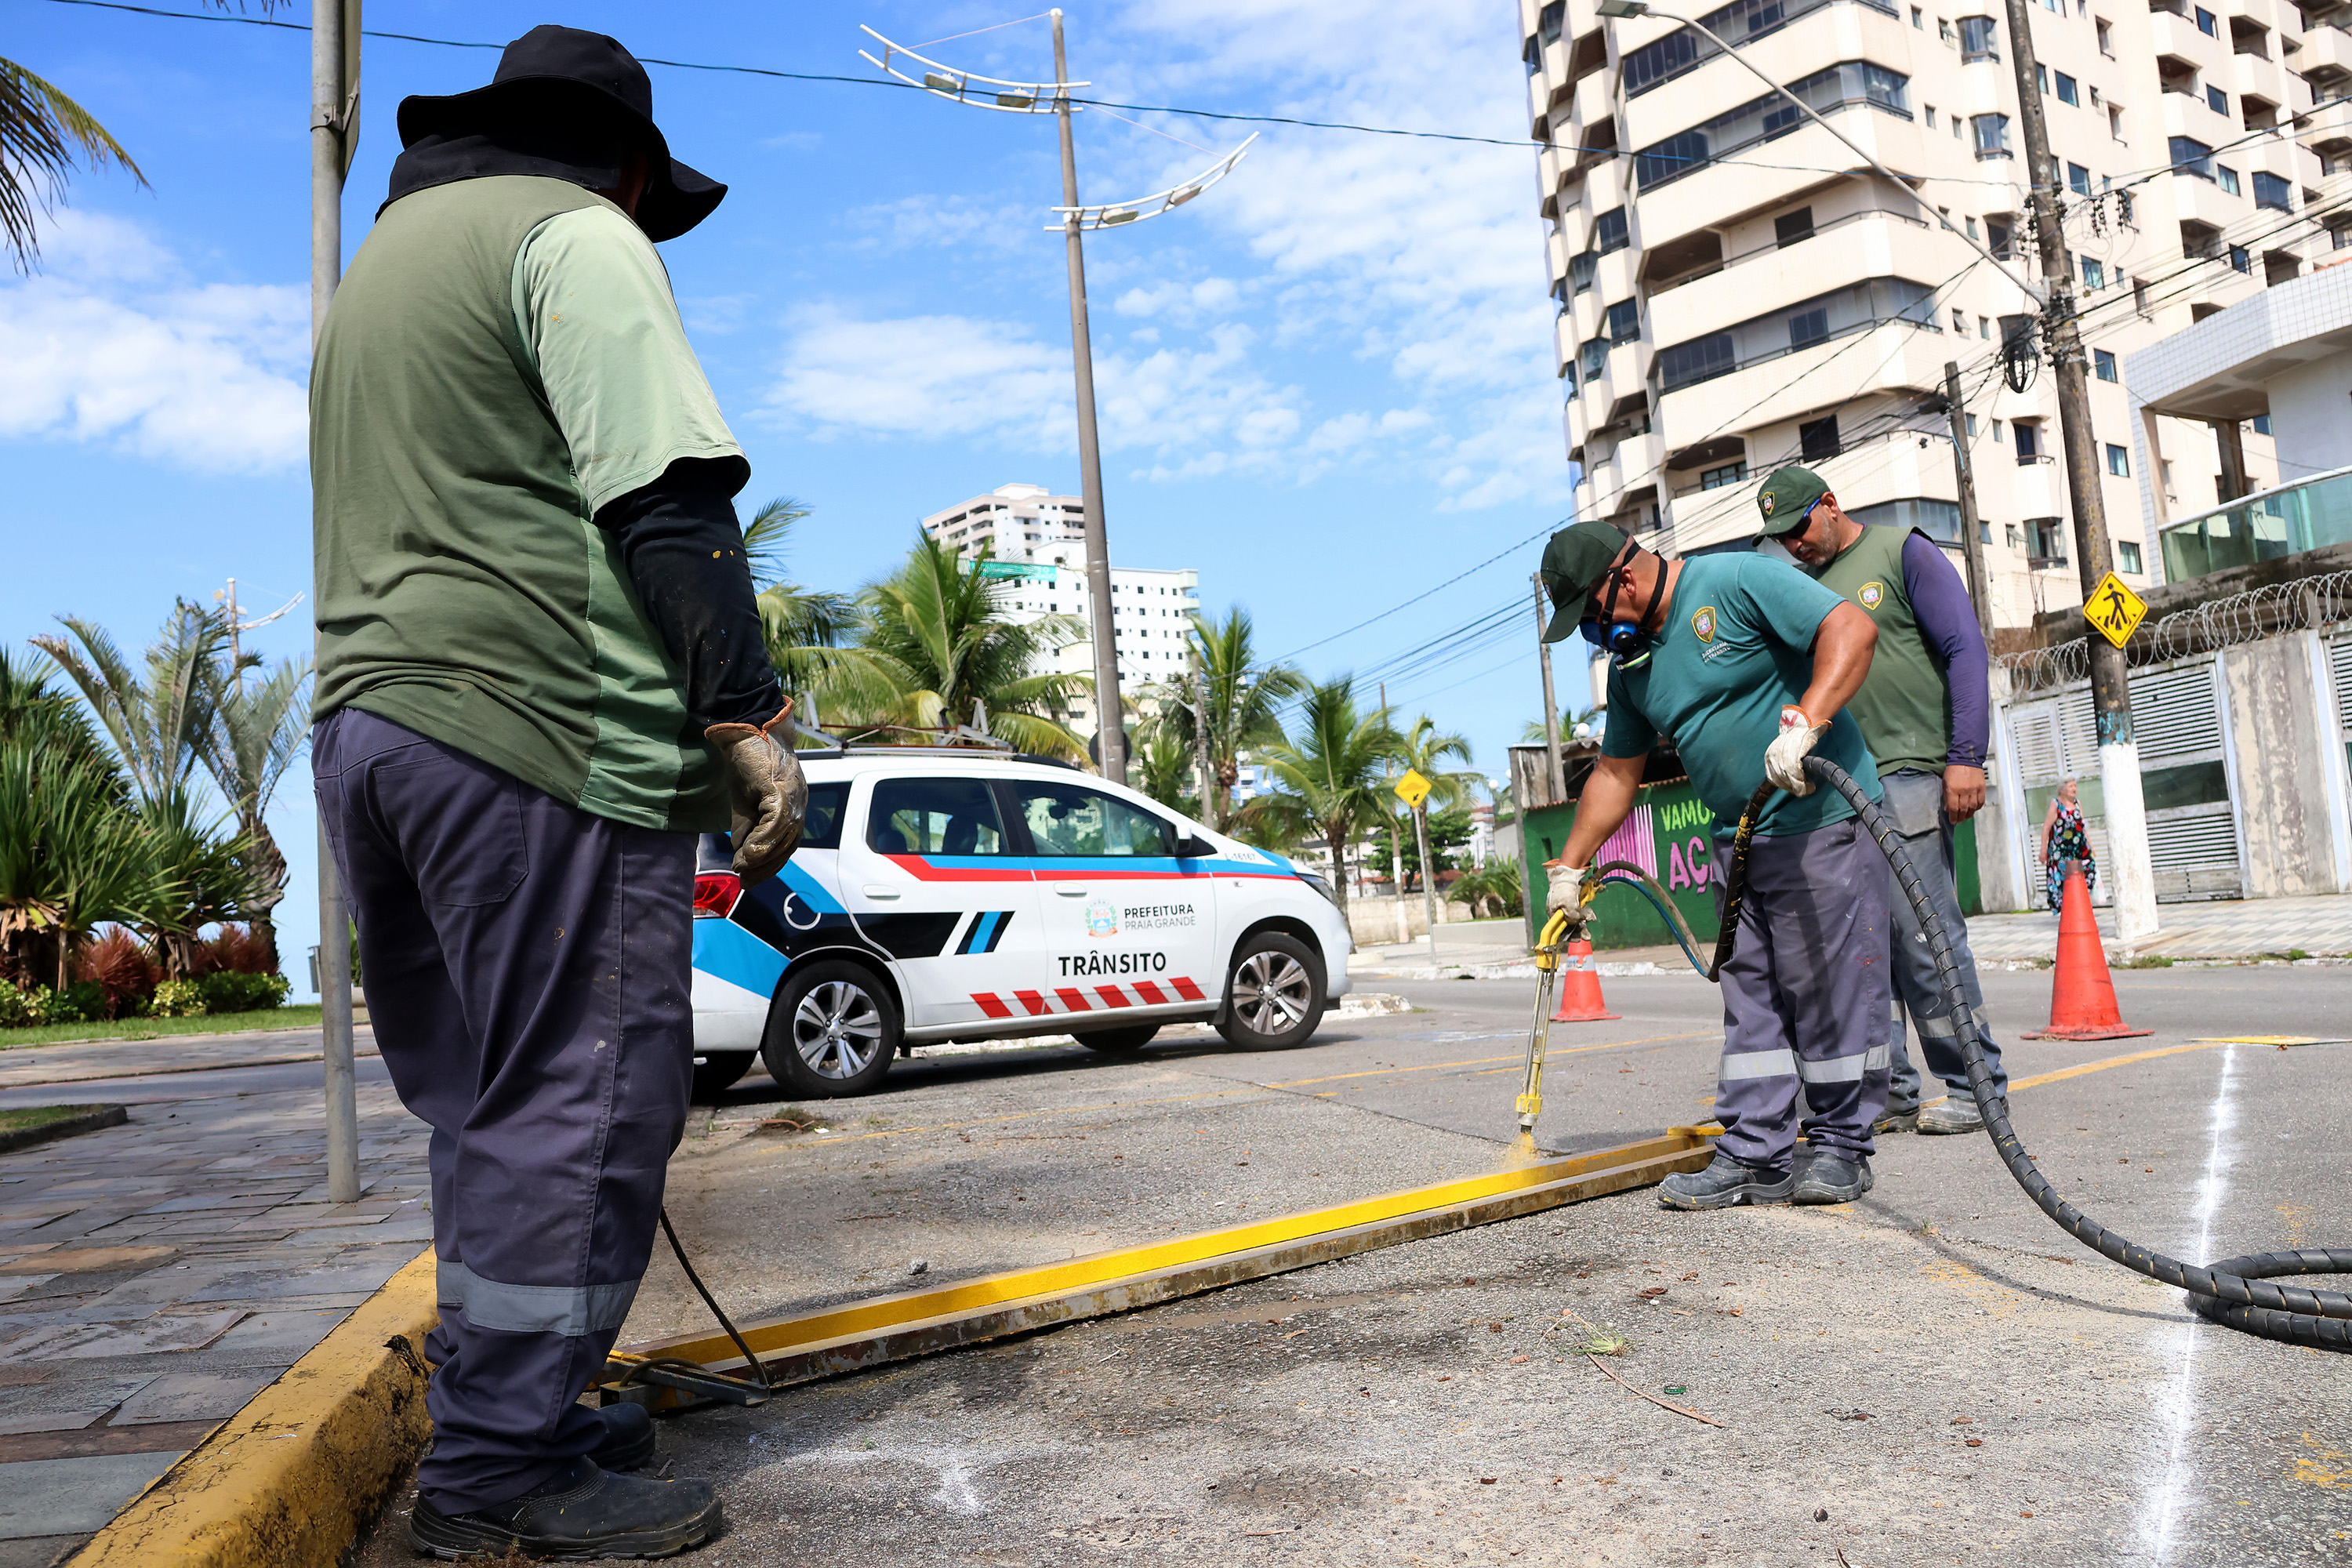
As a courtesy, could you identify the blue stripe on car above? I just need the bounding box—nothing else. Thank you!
[693,916,789,997]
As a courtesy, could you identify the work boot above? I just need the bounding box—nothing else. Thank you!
[1658,1152,1795,1210]
[1791,1149,1874,1204]
[1918,1094,1987,1135]
[409,1457,721,1561]
[1873,1103,1920,1134]
[592,1400,658,1472]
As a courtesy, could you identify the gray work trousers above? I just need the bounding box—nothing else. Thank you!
[1876,771,2008,1113]
[1709,816,1891,1170]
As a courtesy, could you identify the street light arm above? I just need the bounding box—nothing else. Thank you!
[1597,0,2042,305]
[858,24,1087,113]
[1045,133,1259,230]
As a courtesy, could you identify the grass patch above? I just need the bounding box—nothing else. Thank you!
[0,1004,325,1051]
[0,1104,106,1132]
[2119,954,2175,969]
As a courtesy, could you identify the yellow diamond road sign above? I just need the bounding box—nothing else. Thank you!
[2084,571,2147,649]
[1394,769,1432,809]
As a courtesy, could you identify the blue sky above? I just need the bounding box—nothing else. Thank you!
[2,0,1581,993]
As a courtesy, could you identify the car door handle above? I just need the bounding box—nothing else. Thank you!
[1054,886,1088,897]
[862,885,902,899]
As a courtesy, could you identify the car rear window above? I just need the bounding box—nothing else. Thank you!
[799,782,849,850]
[867,778,1007,856]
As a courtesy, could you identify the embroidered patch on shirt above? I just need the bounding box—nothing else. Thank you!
[1858,581,1886,611]
[1690,606,1718,642]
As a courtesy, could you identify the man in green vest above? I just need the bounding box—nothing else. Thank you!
[310,27,802,1560]
[1754,466,2008,1137]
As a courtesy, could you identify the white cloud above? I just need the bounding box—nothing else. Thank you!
[0,212,307,473]
[767,306,1070,444]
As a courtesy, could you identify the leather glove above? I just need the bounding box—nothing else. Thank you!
[703,700,808,887]
[1764,705,1831,796]
[1544,862,1597,931]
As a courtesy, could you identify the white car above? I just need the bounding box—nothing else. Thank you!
[687,746,1354,1098]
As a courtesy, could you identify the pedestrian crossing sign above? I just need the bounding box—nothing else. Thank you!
[1395,770,1432,808]
[2083,571,2146,648]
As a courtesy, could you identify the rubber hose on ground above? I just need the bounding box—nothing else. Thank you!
[1798,753,2352,1352]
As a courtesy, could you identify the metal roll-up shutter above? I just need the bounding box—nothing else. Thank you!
[2125,659,2241,901]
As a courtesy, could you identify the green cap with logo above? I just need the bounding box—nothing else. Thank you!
[1537,521,1632,643]
[1754,464,1831,538]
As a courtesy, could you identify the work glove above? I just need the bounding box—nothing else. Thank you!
[1544,862,1598,931]
[1764,705,1832,797]
[703,700,808,887]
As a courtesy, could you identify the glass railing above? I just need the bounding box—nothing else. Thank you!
[2158,464,2352,580]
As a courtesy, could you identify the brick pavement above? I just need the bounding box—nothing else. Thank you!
[0,1034,430,1566]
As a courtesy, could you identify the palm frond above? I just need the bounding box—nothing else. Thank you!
[0,58,146,270]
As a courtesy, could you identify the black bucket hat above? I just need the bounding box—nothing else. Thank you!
[396,25,724,241]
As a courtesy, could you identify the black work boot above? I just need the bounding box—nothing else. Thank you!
[1873,1102,1920,1134]
[1658,1152,1795,1210]
[409,1457,720,1561]
[593,1400,658,1472]
[1918,1093,1987,1135]
[1792,1149,1875,1204]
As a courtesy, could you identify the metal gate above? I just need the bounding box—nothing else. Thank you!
[2005,657,2244,903]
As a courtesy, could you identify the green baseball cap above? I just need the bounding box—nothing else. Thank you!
[1755,464,1831,537]
[1537,521,1632,643]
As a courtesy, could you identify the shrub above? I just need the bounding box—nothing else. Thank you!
[197,970,290,1014]
[0,986,35,1029]
[151,979,207,1018]
[75,930,159,1020]
[194,924,274,977]
[28,983,105,1025]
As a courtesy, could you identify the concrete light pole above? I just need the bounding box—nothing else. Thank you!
[1942,362,1994,646]
[1532,574,1565,804]
[311,0,361,1205]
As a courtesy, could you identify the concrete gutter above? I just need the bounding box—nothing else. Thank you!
[0,1104,126,1154]
[67,1247,436,1568]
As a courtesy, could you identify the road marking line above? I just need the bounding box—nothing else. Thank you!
[1267,1031,1715,1090]
[2005,1042,2228,1093]
[2147,1044,2238,1565]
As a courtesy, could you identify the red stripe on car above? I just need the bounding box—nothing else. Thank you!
[1055,987,1092,1012]
[1171,976,1206,1001]
[971,993,1012,1019]
[1131,981,1168,1005]
[1094,985,1131,1009]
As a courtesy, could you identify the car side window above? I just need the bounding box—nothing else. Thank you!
[1014,781,1175,857]
[798,782,849,850]
[866,778,1007,856]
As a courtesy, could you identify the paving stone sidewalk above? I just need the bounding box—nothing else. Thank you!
[0,1035,429,1566]
[0,1025,379,1092]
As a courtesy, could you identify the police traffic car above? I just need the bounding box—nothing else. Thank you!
[687,746,1355,1098]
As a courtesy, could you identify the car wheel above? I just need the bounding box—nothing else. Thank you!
[762,960,902,1098]
[1075,1024,1160,1052]
[689,1050,755,1102]
[1217,932,1326,1051]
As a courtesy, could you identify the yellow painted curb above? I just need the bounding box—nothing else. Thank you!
[70,1247,438,1568]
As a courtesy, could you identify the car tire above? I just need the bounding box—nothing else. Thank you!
[1216,932,1327,1051]
[689,1050,755,1102]
[1075,1024,1160,1052]
[761,960,902,1099]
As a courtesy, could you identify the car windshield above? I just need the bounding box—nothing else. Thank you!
[1013,781,1175,857]
[867,778,1007,855]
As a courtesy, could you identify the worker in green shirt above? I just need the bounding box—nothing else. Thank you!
[1754,466,2008,1135]
[310,27,800,1560]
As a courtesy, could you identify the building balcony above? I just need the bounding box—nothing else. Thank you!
[1617,0,1907,148]
[1630,112,1930,254]
[2149,11,2219,70]
[1651,316,1946,453]
[2295,22,2352,89]
[1647,208,1944,345]
[1572,67,1614,140]
[2159,464,2352,579]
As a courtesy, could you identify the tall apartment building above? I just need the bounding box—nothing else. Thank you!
[920,481,1200,736]
[1523,0,2338,632]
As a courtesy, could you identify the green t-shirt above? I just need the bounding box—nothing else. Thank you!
[1601,554,1883,837]
[311,177,745,832]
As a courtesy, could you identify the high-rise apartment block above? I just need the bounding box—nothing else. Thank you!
[920,482,1200,734]
[1523,0,2335,628]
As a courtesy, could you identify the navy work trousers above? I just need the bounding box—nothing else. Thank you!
[314,708,695,1514]
[1709,816,1891,1169]
[1876,771,2008,1112]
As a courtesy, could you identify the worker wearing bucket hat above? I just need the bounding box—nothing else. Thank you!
[1757,465,2009,1138]
[1536,520,1893,1208]
[310,24,800,1560]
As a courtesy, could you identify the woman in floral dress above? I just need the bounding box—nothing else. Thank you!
[2041,777,2096,911]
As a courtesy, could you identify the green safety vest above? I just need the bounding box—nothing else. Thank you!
[1813,524,1951,777]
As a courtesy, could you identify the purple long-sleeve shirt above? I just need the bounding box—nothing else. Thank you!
[1900,531,1991,768]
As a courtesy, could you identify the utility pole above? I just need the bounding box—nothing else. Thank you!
[1189,640,1218,831]
[1942,363,1995,646]
[312,0,361,1204]
[1380,682,1409,946]
[1051,10,1124,785]
[1532,574,1566,805]
[2000,0,2158,941]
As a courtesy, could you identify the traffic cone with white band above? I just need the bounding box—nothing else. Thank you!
[1549,936,1621,1022]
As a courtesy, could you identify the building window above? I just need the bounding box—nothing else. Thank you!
[2028,519,2069,562]
[1581,337,1609,380]
[1656,332,1733,390]
[1959,15,1998,59]
[1973,113,2013,159]
[1702,461,1749,489]
[2169,136,2214,180]
[1912,4,1924,22]
[2036,63,2049,93]
[2005,522,2023,549]
[2254,171,2292,211]
[1951,307,1969,333]
[2207,85,2229,116]
[1966,413,1979,437]
[2057,71,2080,105]
[2195,5,2216,34]
[2106,443,2131,476]
[2110,104,2125,140]
[1570,251,1599,293]
[2229,244,2251,274]
[1775,206,1817,246]
[1992,419,2005,444]
[1788,307,1831,349]
[1606,299,1641,343]
[2083,257,2106,289]
[1926,105,1936,127]
[1595,207,1629,254]
[2095,348,2118,381]
[1632,61,1914,190]
[2118,540,2143,573]
[1800,416,1842,460]
[2015,420,2042,459]
[1980,315,1992,338]
[2097,16,2113,53]
[2068,162,2092,195]
[1540,0,1566,44]
[2252,414,2272,435]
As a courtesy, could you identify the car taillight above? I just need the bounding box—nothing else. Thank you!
[692,872,741,920]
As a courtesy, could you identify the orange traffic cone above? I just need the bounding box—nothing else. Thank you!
[2022,869,2151,1040]
[1550,936,1621,1022]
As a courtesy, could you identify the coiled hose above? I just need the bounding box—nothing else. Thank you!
[1593,755,2351,1350]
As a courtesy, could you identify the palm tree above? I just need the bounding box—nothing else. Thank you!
[844,535,1092,759]
[31,601,227,807]
[134,786,256,981]
[1391,715,1479,897]
[199,655,311,970]
[1128,731,1199,818]
[0,57,143,270]
[1143,608,1304,824]
[741,497,869,720]
[1523,704,1603,744]
[1231,677,1402,915]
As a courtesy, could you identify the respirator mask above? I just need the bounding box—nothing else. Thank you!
[1578,545,1664,670]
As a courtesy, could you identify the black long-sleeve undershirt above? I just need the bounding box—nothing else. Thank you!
[593,457,785,731]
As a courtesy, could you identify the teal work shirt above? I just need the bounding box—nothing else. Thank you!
[1600,554,1883,837]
